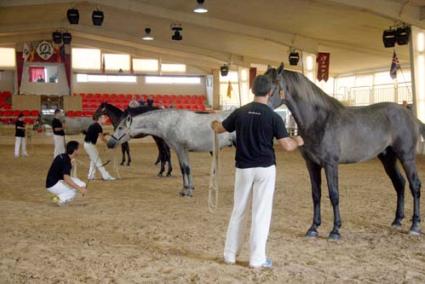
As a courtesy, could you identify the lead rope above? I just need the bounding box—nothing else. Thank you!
[208,131,220,213]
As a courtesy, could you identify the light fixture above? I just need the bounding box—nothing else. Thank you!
[288,49,300,66]
[142,27,154,41]
[52,31,62,44]
[67,8,79,24]
[396,25,410,45]
[62,32,72,44]
[220,64,229,76]
[383,28,397,48]
[193,0,208,13]
[92,9,104,26]
[171,24,183,41]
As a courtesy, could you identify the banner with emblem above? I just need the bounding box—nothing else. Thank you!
[36,40,54,60]
[316,52,330,82]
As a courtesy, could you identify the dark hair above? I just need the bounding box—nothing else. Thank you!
[66,140,79,155]
[54,109,61,114]
[252,75,272,97]
[18,112,24,118]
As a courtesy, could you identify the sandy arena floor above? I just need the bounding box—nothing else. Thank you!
[1,140,425,283]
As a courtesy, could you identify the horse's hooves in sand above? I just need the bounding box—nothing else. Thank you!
[328,231,341,240]
[409,224,421,236]
[305,229,319,238]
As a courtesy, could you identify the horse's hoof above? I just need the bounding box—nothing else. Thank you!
[126,164,130,167]
[120,163,124,166]
[179,191,192,197]
[305,229,319,238]
[409,224,421,236]
[166,173,172,177]
[391,220,402,230]
[157,173,163,177]
[328,231,341,240]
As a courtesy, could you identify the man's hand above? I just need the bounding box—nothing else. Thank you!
[211,120,227,134]
[78,186,87,196]
[293,136,304,146]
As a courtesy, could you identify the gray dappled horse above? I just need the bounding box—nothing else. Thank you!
[267,63,425,239]
[106,109,236,197]
[94,102,172,176]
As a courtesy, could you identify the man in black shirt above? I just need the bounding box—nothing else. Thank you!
[46,141,87,206]
[52,109,66,157]
[14,113,28,158]
[211,75,303,269]
[83,115,115,180]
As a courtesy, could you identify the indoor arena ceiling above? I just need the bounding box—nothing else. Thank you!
[1,0,425,75]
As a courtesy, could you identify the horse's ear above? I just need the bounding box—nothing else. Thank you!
[277,62,284,74]
[125,115,132,128]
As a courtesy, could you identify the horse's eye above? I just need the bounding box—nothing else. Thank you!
[118,126,122,130]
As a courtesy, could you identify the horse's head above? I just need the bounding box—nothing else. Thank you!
[107,115,132,148]
[265,63,288,109]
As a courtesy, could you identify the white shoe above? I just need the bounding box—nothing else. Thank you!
[103,176,116,181]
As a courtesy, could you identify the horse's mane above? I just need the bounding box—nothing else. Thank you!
[125,105,159,116]
[103,102,124,116]
[283,70,344,111]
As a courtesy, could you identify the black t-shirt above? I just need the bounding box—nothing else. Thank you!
[84,122,103,144]
[15,120,25,137]
[52,118,65,136]
[45,153,72,188]
[222,102,289,169]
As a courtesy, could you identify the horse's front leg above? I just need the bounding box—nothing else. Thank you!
[305,159,322,238]
[324,164,342,240]
[126,143,131,166]
[120,143,126,166]
[175,147,192,197]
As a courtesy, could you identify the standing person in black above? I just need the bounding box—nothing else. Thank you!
[83,114,115,181]
[46,140,87,206]
[52,109,66,157]
[14,113,28,158]
[211,75,304,269]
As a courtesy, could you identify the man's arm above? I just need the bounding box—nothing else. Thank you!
[277,136,304,152]
[63,174,87,195]
[211,120,227,134]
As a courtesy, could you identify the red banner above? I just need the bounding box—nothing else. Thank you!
[316,52,330,82]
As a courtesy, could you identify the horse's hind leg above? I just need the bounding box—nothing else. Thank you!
[305,159,322,238]
[378,149,406,228]
[399,157,421,235]
[165,145,172,177]
[126,143,131,166]
[324,164,342,240]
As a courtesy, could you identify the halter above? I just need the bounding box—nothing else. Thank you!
[110,132,127,143]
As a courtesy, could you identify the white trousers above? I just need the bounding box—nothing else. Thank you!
[53,135,66,158]
[83,142,112,179]
[14,137,28,157]
[224,165,276,267]
[47,177,86,204]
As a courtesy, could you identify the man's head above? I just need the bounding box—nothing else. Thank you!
[252,75,272,97]
[18,112,24,120]
[54,109,61,118]
[97,114,108,125]
[66,140,79,157]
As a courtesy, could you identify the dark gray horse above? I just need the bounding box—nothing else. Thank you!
[106,109,236,197]
[267,63,424,239]
[94,102,172,176]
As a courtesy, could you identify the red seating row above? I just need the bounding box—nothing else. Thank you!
[0,109,39,125]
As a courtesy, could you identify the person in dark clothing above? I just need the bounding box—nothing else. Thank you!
[211,75,304,269]
[83,115,115,180]
[147,97,154,107]
[52,109,66,157]
[14,113,28,158]
[46,140,87,206]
